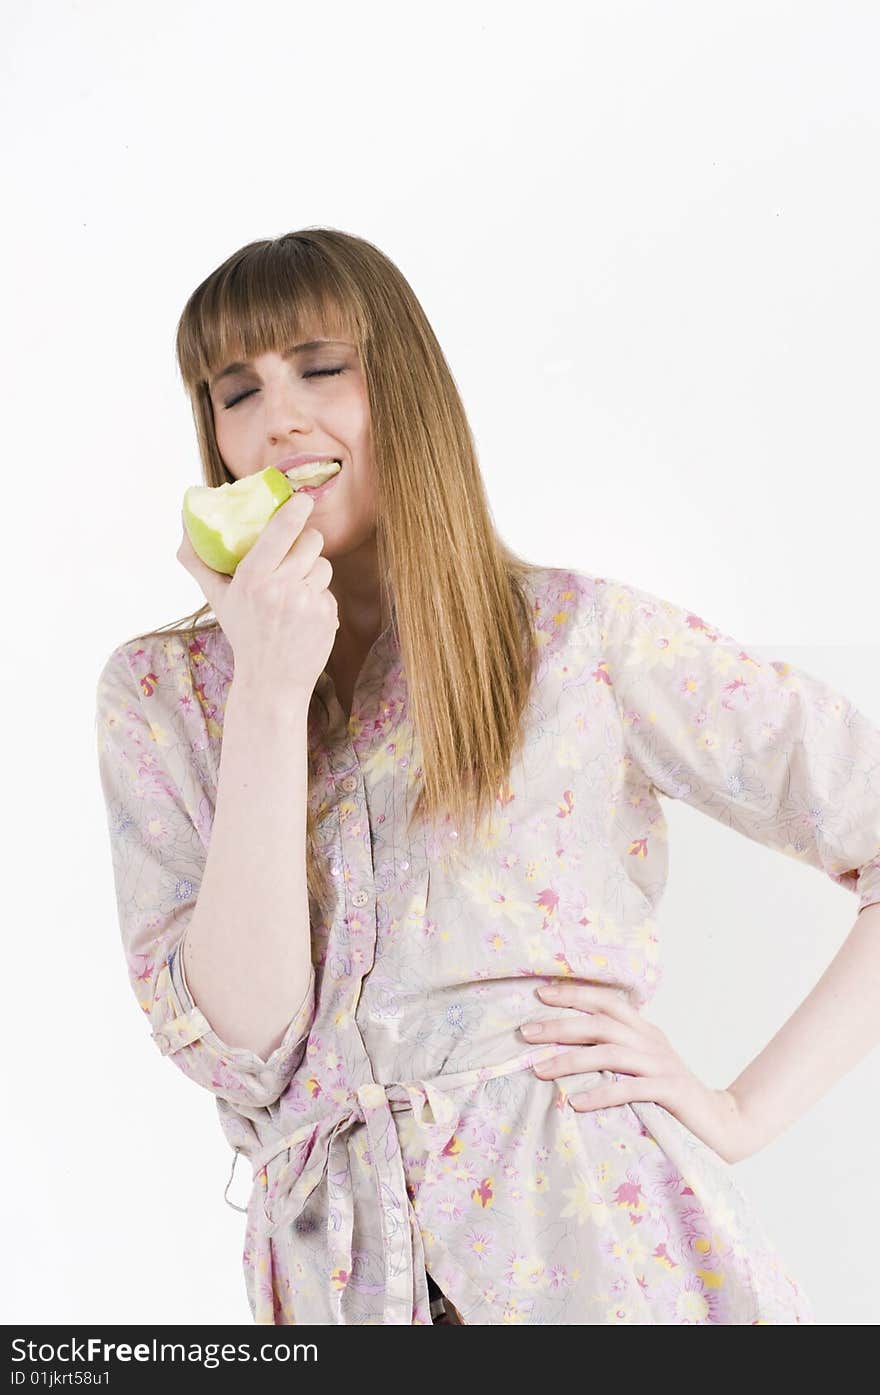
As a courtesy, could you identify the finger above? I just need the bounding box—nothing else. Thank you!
[532,1045,657,1080]
[568,1079,661,1112]
[238,491,317,579]
[177,526,205,571]
[177,523,195,564]
[521,1011,642,1049]
[536,981,643,1031]
[177,524,229,605]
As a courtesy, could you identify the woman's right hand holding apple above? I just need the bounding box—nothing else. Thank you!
[177,492,339,700]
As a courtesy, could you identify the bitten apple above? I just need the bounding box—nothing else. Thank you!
[181,466,296,576]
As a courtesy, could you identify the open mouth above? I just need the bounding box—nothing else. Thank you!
[283,459,342,489]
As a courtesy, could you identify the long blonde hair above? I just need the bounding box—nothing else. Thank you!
[127,228,544,917]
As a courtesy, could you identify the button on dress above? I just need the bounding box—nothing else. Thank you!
[95,565,880,1325]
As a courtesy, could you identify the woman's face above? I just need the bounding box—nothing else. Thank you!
[207,336,378,558]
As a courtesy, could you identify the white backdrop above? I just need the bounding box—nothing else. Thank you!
[3,0,878,1325]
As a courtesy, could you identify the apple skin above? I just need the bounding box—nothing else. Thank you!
[182,467,294,575]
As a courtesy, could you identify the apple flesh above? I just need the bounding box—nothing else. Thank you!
[182,466,294,575]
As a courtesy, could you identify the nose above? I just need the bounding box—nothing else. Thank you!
[262,375,314,443]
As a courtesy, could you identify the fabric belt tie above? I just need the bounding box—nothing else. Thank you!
[224,1043,569,1325]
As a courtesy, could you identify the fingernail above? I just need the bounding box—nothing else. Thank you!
[520,1023,540,1038]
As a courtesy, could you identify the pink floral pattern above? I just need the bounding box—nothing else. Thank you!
[95,565,880,1324]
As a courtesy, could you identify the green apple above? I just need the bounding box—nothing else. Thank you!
[182,466,294,575]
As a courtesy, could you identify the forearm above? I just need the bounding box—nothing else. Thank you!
[180,675,313,1061]
[725,901,880,1158]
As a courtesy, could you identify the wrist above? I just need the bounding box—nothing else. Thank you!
[227,677,313,736]
[719,1083,769,1164]
[228,673,313,722]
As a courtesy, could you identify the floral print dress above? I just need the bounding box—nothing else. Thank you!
[95,565,880,1324]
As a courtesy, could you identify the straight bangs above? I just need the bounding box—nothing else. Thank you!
[175,237,368,394]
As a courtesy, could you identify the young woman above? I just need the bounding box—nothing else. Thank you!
[96,228,880,1325]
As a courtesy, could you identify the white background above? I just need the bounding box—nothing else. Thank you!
[3,0,878,1325]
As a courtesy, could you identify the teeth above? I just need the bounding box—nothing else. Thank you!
[283,459,342,488]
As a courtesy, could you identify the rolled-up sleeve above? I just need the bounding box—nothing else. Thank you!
[596,576,880,914]
[95,641,316,1108]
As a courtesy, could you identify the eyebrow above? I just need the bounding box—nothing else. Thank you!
[209,339,347,390]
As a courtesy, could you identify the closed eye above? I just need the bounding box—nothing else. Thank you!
[223,366,345,409]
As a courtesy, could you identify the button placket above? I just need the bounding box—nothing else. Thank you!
[378,706,420,889]
[329,749,379,988]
